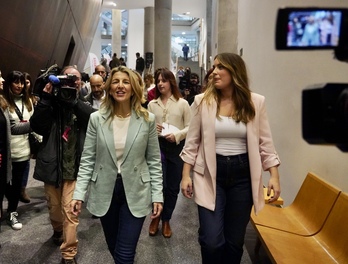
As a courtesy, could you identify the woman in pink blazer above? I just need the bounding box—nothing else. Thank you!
[180,53,281,263]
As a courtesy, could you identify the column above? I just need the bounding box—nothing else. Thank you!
[217,0,238,54]
[112,9,122,59]
[127,9,145,70]
[205,0,213,69]
[154,0,172,70]
[144,7,155,73]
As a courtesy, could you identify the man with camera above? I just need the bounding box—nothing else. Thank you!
[30,65,95,264]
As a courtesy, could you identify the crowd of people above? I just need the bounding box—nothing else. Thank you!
[0,52,281,264]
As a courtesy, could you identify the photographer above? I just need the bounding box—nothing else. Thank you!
[30,66,95,264]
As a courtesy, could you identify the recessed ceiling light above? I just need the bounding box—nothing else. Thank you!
[182,32,186,35]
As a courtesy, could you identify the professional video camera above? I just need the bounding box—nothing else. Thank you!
[33,64,78,104]
[276,7,348,151]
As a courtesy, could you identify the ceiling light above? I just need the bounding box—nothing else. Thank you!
[182,32,186,35]
[112,2,117,7]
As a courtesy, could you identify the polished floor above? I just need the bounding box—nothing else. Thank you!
[0,160,272,264]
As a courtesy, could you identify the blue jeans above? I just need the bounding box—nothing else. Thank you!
[159,138,184,221]
[198,153,252,264]
[100,177,145,264]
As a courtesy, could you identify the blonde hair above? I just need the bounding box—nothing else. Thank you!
[202,53,255,123]
[101,66,149,122]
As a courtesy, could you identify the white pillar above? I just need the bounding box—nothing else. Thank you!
[127,9,145,70]
[112,10,122,59]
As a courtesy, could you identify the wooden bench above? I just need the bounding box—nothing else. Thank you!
[251,172,341,236]
[254,192,348,263]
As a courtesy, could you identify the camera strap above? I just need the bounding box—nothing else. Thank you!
[14,101,25,121]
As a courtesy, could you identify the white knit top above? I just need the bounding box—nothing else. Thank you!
[113,115,131,174]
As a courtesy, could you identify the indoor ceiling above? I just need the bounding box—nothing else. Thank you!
[102,0,205,19]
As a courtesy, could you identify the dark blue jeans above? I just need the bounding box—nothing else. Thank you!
[159,138,184,221]
[198,153,253,264]
[100,178,145,264]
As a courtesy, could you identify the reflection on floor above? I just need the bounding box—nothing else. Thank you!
[0,160,272,264]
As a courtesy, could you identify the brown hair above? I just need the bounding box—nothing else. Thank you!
[202,53,255,123]
[0,95,8,110]
[154,68,182,100]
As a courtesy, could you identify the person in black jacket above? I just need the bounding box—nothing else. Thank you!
[135,52,145,76]
[30,65,95,264]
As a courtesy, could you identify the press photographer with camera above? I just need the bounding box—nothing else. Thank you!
[30,65,95,264]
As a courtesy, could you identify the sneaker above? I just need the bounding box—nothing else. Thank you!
[52,230,63,246]
[7,212,22,230]
[61,258,77,264]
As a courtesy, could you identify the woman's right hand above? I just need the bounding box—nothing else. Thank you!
[181,162,193,198]
[181,172,193,199]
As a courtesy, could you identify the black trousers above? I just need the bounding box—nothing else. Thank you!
[5,160,28,212]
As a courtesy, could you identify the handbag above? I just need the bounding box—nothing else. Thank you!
[14,103,42,158]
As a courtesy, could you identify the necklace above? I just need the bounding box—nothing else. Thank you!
[115,112,131,119]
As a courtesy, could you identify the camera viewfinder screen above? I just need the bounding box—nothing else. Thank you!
[287,11,342,47]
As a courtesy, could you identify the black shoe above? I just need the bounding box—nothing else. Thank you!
[52,231,63,246]
[61,258,77,264]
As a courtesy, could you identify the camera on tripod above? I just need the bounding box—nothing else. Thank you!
[275,7,348,151]
[33,64,78,104]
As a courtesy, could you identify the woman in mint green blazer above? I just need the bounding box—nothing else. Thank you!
[71,66,163,263]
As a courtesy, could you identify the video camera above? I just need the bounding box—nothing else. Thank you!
[33,64,78,104]
[276,7,348,151]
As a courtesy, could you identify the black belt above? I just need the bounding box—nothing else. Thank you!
[216,153,248,161]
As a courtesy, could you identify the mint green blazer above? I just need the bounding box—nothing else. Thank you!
[73,109,163,218]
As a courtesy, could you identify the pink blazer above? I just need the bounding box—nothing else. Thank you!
[180,93,280,214]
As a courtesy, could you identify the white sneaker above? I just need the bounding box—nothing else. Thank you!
[7,212,22,230]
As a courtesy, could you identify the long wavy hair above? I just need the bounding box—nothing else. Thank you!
[0,94,8,110]
[154,68,182,100]
[101,66,149,122]
[3,70,33,113]
[202,53,255,123]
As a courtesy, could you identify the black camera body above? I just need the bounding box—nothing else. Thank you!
[276,7,348,151]
[33,64,78,104]
[302,83,348,151]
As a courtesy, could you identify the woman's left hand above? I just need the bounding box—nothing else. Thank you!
[267,167,281,203]
[151,202,163,219]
